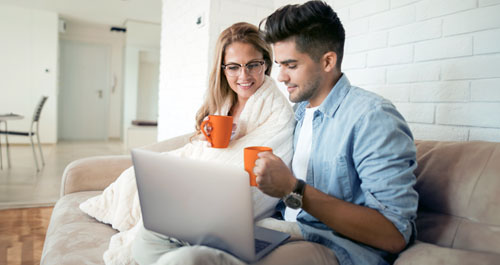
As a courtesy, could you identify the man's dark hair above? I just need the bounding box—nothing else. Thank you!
[261,1,345,69]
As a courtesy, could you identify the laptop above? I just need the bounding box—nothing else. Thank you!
[131,149,290,263]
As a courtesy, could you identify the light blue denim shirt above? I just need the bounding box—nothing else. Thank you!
[280,74,419,265]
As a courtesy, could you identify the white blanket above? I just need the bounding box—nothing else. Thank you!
[79,76,295,265]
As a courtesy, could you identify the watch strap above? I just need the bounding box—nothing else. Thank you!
[293,179,306,196]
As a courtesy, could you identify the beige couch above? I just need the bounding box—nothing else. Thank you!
[41,136,500,264]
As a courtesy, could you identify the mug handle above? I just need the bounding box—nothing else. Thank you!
[200,119,212,146]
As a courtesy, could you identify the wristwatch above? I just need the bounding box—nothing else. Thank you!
[283,179,306,209]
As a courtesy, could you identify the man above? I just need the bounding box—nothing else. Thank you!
[253,1,419,264]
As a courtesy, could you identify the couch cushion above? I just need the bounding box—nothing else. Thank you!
[394,241,500,265]
[41,191,117,265]
[453,219,500,255]
[414,141,500,254]
[415,211,462,248]
[414,141,500,224]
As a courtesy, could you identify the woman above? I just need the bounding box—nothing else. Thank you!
[80,22,295,265]
[194,21,274,133]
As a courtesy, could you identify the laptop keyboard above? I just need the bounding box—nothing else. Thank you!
[255,238,272,254]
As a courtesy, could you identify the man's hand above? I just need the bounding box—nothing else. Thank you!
[253,152,296,198]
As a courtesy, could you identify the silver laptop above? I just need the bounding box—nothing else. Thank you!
[131,149,290,263]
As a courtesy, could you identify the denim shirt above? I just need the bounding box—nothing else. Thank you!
[280,74,419,265]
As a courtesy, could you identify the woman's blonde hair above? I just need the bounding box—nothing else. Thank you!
[194,22,273,134]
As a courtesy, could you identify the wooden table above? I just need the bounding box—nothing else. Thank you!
[0,113,24,169]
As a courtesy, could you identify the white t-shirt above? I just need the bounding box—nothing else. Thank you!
[284,106,318,222]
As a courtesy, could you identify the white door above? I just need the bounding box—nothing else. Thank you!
[58,40,110,140]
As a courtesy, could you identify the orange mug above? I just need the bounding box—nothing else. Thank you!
[201,115,233,148]
[244,146,273,187]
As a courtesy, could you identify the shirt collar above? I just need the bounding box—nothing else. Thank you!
[295,74,351,120]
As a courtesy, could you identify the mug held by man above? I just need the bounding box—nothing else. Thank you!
[201,115,234,148]
[244,146,273,186]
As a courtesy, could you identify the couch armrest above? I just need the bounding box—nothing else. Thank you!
[60,155,132,196]
[59,133,192,197]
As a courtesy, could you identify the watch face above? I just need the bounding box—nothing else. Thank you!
[285,194,302,209]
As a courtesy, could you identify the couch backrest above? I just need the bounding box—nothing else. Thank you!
[140,133,192,153]
[414,140,500,255]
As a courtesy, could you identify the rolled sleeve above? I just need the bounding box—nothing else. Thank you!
[353,103,419,243]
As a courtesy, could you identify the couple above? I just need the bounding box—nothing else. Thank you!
[82,1,419,265]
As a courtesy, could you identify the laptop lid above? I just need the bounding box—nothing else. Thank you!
[132,149,260,262]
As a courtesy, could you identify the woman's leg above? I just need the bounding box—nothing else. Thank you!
[153,245,247,265]
[132,225,185,265]
[132,225,244,265]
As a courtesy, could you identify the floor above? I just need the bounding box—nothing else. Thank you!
[0,140,128,210]
[0,206,53,265]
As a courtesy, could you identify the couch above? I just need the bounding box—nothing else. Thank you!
[41,136,500,264]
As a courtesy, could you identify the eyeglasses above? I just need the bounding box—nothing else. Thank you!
[221,61,265,77]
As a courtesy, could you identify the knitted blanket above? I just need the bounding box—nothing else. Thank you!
[79,76,295,265]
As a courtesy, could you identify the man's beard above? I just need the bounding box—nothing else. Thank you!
[289,76,322,103]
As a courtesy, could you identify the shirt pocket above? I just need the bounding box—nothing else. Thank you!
[317,155,353,202]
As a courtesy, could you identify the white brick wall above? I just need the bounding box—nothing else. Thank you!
[416,0,476,21]
[350,0,390,19]
[343,53,366,70]
[414,35,472,61]
[209,0,274,67]
[370,5,415,31]
[474,28,500,54]
[470,127,500,141]
[348,68,386,85]
[158,0,275,140]
[158,0,211,140]
[158,0,500,142]
[410,81,470,102]
[480,0,500,6]
[343,17,370,37]
[394,102,435,123]
[366,84,410,102]
[443,5,500,36]
[367,45,413,66]
[334,0,500,141]
[409,124,469,141]
[217,0,273,32]
[442,55,500,80]
[345,32,387,53]
[436,103,500,127]
[387,62,441,83]
[391,0,420,8]
[388,19,441,45]
[471,79,500,101]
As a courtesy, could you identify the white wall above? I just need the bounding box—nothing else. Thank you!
[137,51,160,121]
[123,20,161,140]
[0,5,58,144]
[328,0,500,142]
[59,19,125,139]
